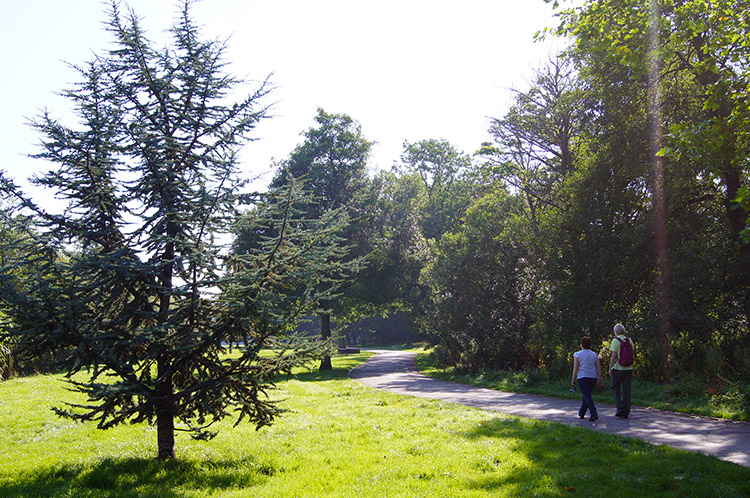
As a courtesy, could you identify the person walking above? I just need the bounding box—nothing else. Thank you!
[571,335,603,422]
[609,323,634,418]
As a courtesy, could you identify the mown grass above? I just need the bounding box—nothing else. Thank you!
[415,349,750,421]
[1,352,749,497]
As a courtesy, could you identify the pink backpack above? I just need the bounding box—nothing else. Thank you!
[616,337,634,367]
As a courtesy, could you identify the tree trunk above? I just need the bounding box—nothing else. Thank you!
[156,357,175,459]
[723,167,749,248]
[319,312,332,371]
[155,207,178,459]
[689,33,749,252]
[649,11,673,382]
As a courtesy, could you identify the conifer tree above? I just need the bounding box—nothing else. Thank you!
[0,1,339,459]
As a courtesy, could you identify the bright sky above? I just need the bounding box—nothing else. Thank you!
[0,0,565,195]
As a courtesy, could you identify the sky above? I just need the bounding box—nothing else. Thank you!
[0,0,567,195]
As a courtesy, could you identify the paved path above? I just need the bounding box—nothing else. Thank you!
[349,350,750,467]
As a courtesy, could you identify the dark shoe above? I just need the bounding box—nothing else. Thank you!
[589,415,598,422]
[579,414,585,419]
[615,413,628,419]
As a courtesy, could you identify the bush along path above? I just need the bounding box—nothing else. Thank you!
[349,350,750,468]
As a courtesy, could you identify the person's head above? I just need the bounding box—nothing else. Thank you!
[613,323,626,336]
[580,336,592,350]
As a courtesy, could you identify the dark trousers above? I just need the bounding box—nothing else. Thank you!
[611,369,633,416]
[577,377,598,418]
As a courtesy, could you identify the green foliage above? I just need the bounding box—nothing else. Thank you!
[227,178,356,339]
[354,139,481,336]
[397,139,476,240]
[0,207,24,379]
[271,108,373,216]
[356,170,428,314]
[420,189,532,372]
[737,186,750,242]
[556,0,750,377]
[267,108,374,366]
[0,335,11,380]
[419,0,750,384]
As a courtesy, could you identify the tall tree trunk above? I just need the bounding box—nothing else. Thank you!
[156,357,175,459]
[723,167,749,250]
[157,221,177,458]
[649,5,673,381]
[689,33,748,252]
[319,312,332,371]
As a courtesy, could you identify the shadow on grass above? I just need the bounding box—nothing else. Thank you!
[288,352,373,382]
[0,456,276,498]
[458,416,750,497]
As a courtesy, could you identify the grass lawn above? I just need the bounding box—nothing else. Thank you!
[1,352,749,497]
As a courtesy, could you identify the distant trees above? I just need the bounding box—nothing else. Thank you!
[263,132,480,350]
[0,1,338,459]
[352,139,477,330]
[0,202,39,379]
[229,178,354,350]
[269,108,373,369]
[247,0,749,390]
[397,139,476,240]
[362,170,427,314]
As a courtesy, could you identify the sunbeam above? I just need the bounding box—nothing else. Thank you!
[648,0,672,380]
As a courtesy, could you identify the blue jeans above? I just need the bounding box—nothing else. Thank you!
[577,377,598,418]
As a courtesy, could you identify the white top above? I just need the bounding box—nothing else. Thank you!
[574,349,599,379]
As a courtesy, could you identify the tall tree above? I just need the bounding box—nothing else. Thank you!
[356,170,428,315]
[397,139,475,241]
[229,179,355,349]
[420,187,531,371]
[483,57,589,237]
[555,0,750,372]
[0,1,330,459]
[270,108,373,369]
[662,0,750,243]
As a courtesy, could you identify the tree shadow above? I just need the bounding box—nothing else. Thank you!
[287,352,373,382]
[456,416,750,496]
[0,456,275,498]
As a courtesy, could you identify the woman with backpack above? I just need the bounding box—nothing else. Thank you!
[609,323,634,418]
[571,335,603,422]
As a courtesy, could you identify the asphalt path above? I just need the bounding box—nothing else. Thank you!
[349,350,750,468]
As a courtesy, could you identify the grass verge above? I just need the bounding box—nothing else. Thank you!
[415,349,750,421]
[1,352,749,497]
